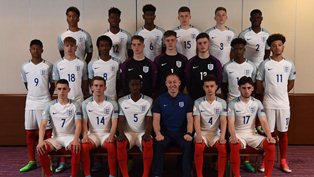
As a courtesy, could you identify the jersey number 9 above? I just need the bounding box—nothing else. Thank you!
[34,78,39,86]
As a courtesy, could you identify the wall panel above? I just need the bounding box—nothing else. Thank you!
[294,0,314,93]
[1,0,30,93]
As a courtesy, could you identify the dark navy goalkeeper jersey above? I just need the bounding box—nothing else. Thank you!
[154,53,187,94]
[185,55,222,100]
[120,57,157,97]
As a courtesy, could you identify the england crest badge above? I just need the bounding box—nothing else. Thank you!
[208,64,214,70]
[143,66,149,73]
[176,61,182,68]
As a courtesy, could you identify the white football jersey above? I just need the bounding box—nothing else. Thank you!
[21,60,53,110]
[135,26,165,61]
[53,58,88,102]
[88,57,119,100]
[42,99,82,137]
[239,27,270,67]
[205,26,236,66]
[256,58,296,109]
[103,29,131,64]
[174,25,200,60]
[193,97,227,133]
[118,94,153,133]
[58,29,93,60]
[82,96,118,133]
[222,60,257,101]
[228,97,266,134]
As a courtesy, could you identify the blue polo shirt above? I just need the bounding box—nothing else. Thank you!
[152,92,193,133]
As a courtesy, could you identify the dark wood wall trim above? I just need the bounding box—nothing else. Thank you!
[0,94,313,145]
[0,94,26,145]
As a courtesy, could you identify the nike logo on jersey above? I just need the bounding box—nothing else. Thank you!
[124,107,129,109]
[193,66,199,69]
[246,38,251,41]
[211,36,216,39]
[267,68,273,71]
[25,72,30,74]
[161,63,167,66]
[94,67,100,70]
[200,110,205,112]
[60,68,65,70]
[128,68,134,71]
[52,112,57,115]
[228,71,234,74]
[88,110,93,112]
[235,110,241,112]
[163,104,167,107]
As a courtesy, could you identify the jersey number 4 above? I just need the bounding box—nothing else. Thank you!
[208,117,213,125]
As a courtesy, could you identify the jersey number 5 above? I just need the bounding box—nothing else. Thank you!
[133,114,138,122]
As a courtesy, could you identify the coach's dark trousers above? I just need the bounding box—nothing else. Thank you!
[151,132,193,177]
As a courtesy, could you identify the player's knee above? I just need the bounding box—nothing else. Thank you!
[104,141,115,150]
[81,142,92,153]
[271,132,277,138]
[71,144,81,152]
[194,142,205,155]
[26,130,37,139]
[278,131,288,139]
[117,140,128,150]
[230,143,241,152]
[263,140,275,153]
[215,143,227,156]
[142,139,153,148]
